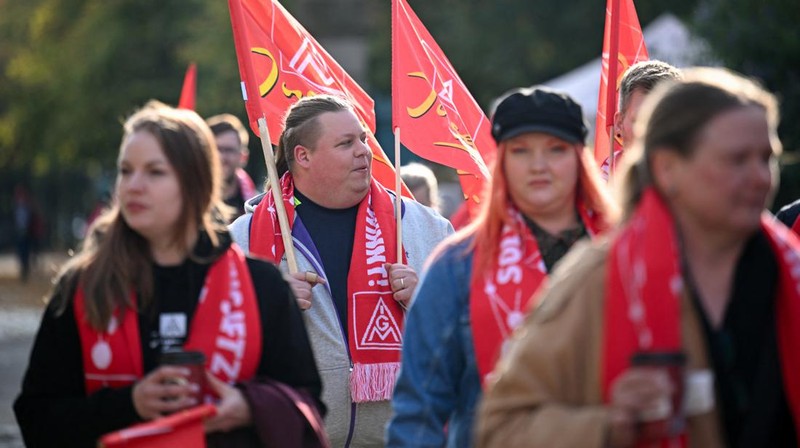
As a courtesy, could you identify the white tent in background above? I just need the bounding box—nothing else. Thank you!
[542,13,717,138]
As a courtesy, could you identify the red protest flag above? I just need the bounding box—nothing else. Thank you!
[392,0,495,216]
[99,404,215,448]
[594,0,648,168]
[178,63,197,110]
[227,0,411,196]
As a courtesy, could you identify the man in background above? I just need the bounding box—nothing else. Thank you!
[400,162,440,212]
[207,113,257,220]
[600,60,681,180]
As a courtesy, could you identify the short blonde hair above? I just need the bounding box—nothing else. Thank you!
[401,162,440,211]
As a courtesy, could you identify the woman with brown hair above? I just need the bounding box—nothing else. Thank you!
[477,68,800,447]
[386,87,616,447]
[14,101,324,447]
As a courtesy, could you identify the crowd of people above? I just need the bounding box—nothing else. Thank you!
[13,61,800,448]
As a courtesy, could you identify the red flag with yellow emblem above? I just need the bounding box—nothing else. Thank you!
[594,0,648,169]
[392,0,495,217]
[227,0,410,196]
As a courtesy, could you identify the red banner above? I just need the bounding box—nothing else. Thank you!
[594,0,648,167]
[100,404,215,448]
[392,0,495,217]
[178,63,197,110]
[228,0,410,196]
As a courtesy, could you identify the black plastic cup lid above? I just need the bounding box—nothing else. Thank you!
[630,351,687,366]
[159,350,206,366]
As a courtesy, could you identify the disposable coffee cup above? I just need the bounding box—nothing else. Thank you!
[159,350,206,402]
[630,351,687,441]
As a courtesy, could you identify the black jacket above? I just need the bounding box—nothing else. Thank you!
[14,232,322,447]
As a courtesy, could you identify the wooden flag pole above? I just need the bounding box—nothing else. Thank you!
[606,0,621,179]
[394,127,403,263]
[257,117,298,274]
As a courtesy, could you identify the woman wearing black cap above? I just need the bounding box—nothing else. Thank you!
[386,87,617,447]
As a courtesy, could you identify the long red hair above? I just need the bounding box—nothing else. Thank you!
[441,140,618,272]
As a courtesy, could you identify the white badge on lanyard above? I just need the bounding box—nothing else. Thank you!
[160,313,187,339]
[684,369,715,416]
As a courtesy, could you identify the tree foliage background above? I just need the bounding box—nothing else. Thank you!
[0,0,796,248]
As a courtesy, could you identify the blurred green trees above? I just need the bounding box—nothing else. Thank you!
[0,0,241,175]
[691,0,800,208]
[0,0,797,248]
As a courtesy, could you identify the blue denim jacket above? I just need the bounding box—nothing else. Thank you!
[387,238,481,447]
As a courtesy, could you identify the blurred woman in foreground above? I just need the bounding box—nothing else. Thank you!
[477,68,800,447]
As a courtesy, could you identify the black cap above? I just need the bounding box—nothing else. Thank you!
[491,86,588,144]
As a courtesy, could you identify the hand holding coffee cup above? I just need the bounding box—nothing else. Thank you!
[159,350,206,403]
[132,364,202,420]
[608,366,676,446]
[629,351,687,441]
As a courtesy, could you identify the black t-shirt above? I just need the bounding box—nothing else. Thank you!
[293,189,358,332]
[776,198,800,229]
[687,232,796,447]
[224,184,247,221]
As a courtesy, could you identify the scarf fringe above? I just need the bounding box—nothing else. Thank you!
[350,362,400,403]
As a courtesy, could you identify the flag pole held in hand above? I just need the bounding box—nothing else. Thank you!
[258,116,298,274]
[394,127,403,263]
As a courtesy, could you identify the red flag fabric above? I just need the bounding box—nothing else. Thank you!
[594,0,648,167]
[99,404,215,448]
[227,0,411,196]
[392,0,495,217]
[178,63,197,110]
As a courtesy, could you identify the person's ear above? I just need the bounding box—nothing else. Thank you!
[650,149,682,197]
[294,145,312,168]
[612,112,624,145]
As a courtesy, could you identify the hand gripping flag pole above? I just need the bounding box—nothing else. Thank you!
[257,116,298,274]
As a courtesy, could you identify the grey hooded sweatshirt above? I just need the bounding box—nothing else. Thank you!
[229,192,454,447]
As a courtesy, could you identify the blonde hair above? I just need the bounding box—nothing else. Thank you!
[400,162,440,211]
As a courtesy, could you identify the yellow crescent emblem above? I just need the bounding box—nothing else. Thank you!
[251,47,279,98]
[405,72,437,119]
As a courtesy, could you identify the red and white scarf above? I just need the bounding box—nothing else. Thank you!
[75,245,262,395]
[236,168,257,202]
[250,173,406,402]
[471,201,604,386]
[603,188,800,446]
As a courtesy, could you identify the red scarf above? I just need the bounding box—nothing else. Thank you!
[250,173,406,403]
[603,188,800,446]
[471,201,604,386]
[236,168,257,202]
[75,246,262,395]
